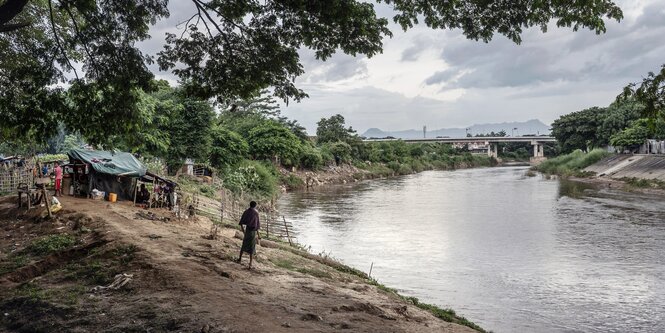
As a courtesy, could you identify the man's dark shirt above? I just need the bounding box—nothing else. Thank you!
[239,208,260,231]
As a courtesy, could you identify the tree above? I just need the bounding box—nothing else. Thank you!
[316,114,357,144]
[247,121,302,165]
[165,99,215,172]
[610,117,665,151]
[596,99,643,145]
[475,130,507,137]
[116,82,215,172]
[209,127,248,169]
[0,0,168,146]
[218,92,309,142]
[1,0,624,147]
[60,134,85,153]
[323,142,353,164]
[610,121,650,151]
[551,107,606,153]
[619,64,665,121]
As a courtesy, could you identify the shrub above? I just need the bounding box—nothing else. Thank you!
[323,141,353,163]
[281,173,305,190]
[387,161,401,172]
[223,160,278,197]
[27,234,76,255]
[397,164,413,175]
[300,146,324,170]
[367,164,393,177]
[534,149,610,176]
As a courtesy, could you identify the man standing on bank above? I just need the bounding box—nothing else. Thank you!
[236,201,260,269]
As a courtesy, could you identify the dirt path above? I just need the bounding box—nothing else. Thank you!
[1,196,480,333]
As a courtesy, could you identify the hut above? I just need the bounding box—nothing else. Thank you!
[67,149,146,200]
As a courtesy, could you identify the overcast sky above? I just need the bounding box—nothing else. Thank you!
[143,0,665,134]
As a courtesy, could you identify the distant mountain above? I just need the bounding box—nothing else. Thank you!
[361,119,551,139]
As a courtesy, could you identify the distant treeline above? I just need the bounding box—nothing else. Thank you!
[551,99,665,153]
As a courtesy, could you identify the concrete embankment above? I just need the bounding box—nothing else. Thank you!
[584,154,665,180]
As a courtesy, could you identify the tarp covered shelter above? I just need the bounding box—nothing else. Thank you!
[67,149,147,200]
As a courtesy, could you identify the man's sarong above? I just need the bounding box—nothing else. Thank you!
[241,229,257,255]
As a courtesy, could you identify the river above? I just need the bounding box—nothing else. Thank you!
[277,167,665,333]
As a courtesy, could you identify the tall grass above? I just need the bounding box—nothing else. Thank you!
[534,149,610,176]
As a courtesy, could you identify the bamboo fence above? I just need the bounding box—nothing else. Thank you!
[0,161,35,195]
[186,189,295,244]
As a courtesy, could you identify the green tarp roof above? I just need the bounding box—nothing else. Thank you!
[68,149,147,177]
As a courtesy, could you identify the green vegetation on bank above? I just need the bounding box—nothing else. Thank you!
[0,82,496,200]
[26,234,77,255]
[621,177,665,190]
[551,99,665,154]
[532,149,610,176]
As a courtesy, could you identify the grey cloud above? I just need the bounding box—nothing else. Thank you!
[282,85,453,134]
[297,50,368,83]
[430,2,665,90]
[424,69,458,85]
[400,35,432,61]
[639,2,665,28]
[401,44,424,61]
[282,83,619,135]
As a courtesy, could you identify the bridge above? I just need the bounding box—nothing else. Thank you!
[364,136,557,159]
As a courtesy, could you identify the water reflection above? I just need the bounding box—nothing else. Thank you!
[278,168,665,333]
[558,178,596,198]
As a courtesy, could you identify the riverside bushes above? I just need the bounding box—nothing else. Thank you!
[533,149,610,176]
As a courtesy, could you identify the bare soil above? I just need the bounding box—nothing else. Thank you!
[0,195,478,333]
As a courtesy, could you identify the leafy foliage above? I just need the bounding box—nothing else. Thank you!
[533,149,610,176]
[619,64,665,121]
[0,0,168,145]
[299,145,324,170]
[316,114,357,144]
[247,121,302,165]
[26,234,76,255]
[209,127,248,169]
[381,0,622,44]
[1,0,625,148]
[323,141,353,163]
[551,107,605,153]
[551,100,644,153]
[222,160,277,197]
[112,81,214,172]
[610,118,665,150]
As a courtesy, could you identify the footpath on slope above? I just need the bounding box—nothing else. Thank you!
[0,195,481,333]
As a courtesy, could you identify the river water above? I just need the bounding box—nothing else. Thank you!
[277,167,665,333]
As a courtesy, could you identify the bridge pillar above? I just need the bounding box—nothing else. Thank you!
[487,143,498,158]
[531,142,544,157]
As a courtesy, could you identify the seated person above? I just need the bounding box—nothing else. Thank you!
[136,184,150,203]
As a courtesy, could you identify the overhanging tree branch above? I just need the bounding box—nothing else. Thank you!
[0,0,30,32]
[48,0,79,80]
[62,4,98,76]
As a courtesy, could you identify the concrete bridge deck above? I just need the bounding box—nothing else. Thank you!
[364,136,555,160]
[364,136,556,144]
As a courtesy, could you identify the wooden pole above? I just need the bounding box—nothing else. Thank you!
[133,180,138,206]
[43,187,52,218]
[282,216,292,246]
[266,213,270,239]
[368,262,374,278]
